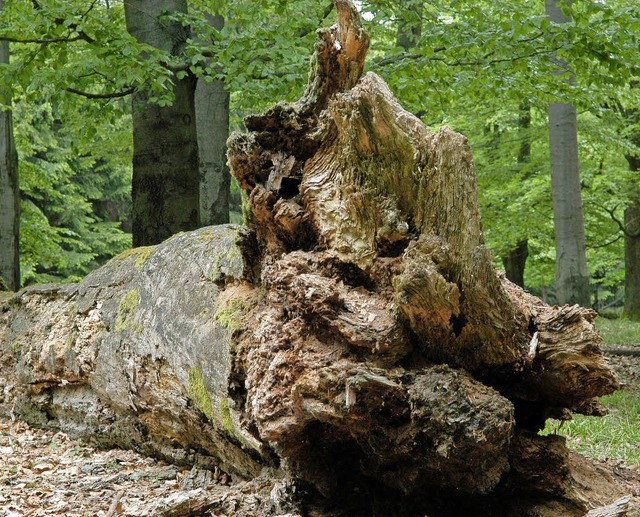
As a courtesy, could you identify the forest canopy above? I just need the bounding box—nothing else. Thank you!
[0,0,639,315]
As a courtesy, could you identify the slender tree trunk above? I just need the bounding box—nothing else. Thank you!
[545,0,590,306]
[395,0,422,50]
[0,2,20,292]
[124,0,200,246]
[503,239,529,288]
[196,13,230,226]
[624,154,640,320]
[501,103,531,288]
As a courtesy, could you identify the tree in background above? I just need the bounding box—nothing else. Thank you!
[0,0,19,291]
[544,0,590,306]
[623,122,640,320]
[500,104,531,288]
[124,0,200,246]
[195,12,229,226]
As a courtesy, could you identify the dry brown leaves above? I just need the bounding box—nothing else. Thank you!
[0,417,231,516]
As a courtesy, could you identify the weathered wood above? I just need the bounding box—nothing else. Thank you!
[586,495,633,517]
[0,0,632,514]
[0,226,266,479]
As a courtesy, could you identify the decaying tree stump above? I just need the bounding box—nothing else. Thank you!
[0,1,635,514]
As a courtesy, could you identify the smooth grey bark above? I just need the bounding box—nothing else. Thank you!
[196,13,230,226]
[623,152,640,320]
[124,0,200,246]
[501,104,531,288]
[545,0,590,306]
[0,3,20,292]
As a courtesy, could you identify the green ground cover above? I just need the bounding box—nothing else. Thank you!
[541,317,640,465]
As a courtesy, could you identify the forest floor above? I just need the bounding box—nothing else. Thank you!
[1,348,640,517]
[0,416,245,516]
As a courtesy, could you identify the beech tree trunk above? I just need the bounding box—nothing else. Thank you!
[501,103,531,288]
[0,2,632,514]
[623,153,640,320]
[125,0,200,246]
[545,0,591,306]
[0,9,20,292]
[196,12,230,226]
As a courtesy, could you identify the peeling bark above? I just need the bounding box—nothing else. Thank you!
[0,1,632,514]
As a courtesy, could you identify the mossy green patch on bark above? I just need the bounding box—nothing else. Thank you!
[115,290,140,332]
[187,368,216,423]
[241,190,253,226]
[219,397,235,436]
[209,245,242,282]
[213,298,247,332]
[65,330,77,352]
[112,246,156,268]
[197,229,222,242]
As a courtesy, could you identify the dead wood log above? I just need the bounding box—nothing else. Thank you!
[0,1,632,514]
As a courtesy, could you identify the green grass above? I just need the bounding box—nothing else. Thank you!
[539,318,640,466]
[595,316,640,346]
[542,390,640,465]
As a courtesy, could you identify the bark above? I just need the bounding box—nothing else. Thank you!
[125,0,200,247]
[545,0,591,306]
[502,239,529,288]
[0,1,630,514]
[623,199,640,320]
[196,13,230,226]
[395,0,422,50]
[623,153,640,320]
[0,4,20,292]
[501,103,531,288]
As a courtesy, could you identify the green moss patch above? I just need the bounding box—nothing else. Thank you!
[112,246,156,268]
[188,368,216,423]
[115,290,140,331]
[219,398,235,436]
[213,298,247,332]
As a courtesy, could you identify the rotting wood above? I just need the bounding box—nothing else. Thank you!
[0,1,632,514]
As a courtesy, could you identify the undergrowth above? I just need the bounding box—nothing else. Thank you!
[595,316,640,346]
[540,317,640,466]
[542,391,640,466]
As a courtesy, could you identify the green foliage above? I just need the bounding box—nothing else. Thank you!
[2,0,640,298]
[12,92,132,284]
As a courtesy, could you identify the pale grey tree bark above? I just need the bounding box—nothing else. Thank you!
[196,13,230,226]
[545,0,590,306]
[124,0,200,246]
[623,151,640,320]
[0,0,20,291]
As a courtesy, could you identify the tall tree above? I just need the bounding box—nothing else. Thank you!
[623,133,640,319]
[0,0,19,291]
[501,103,531,288]
[395,0,422,51]
[124,0,200,246]
[545,0,590,306]
[195,12,229,226]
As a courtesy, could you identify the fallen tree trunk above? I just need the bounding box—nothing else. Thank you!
[0,1,634,514]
